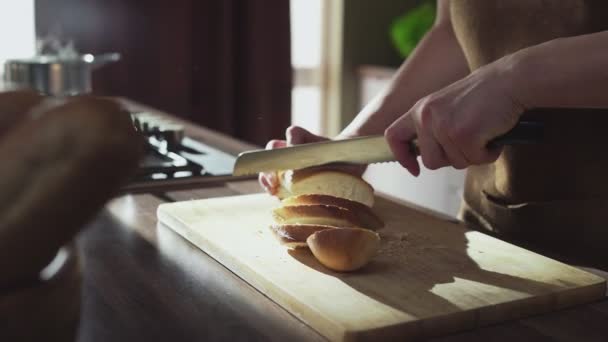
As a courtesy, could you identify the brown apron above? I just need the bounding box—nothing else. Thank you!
[450,0,608,263]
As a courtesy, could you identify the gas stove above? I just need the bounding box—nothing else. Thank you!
[123,111,242,193]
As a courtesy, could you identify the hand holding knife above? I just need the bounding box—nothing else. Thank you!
[232,120,544,176]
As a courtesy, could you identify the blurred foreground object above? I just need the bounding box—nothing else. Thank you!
[0,90,143,341]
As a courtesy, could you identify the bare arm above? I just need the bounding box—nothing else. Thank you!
[339,0,469,138]
[511,30,608,109]
[383,25,608,176]
[259,0,470,192]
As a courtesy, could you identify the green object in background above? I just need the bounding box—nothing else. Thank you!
[390,2,436,58]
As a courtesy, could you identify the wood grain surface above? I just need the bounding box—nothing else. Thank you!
[71,103,608,341]
[158,193,606,341]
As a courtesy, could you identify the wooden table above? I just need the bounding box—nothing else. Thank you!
[76,106,608,342]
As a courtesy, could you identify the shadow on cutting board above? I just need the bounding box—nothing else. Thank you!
[288,225,563,328]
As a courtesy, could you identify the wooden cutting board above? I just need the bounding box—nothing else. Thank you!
[157,193,606,341]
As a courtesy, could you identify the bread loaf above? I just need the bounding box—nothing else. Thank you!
[275,169,375,207]
[267,166,384,271]
[281,194,384,230]
[307,228,380,272]
[0,93,143,286]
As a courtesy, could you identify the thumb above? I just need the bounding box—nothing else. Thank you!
[285,126,327,145]
[385,113,420,176]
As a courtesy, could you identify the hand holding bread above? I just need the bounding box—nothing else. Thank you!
[258,126,365,194]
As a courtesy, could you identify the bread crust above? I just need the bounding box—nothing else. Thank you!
[283,166,368,183]
[281,194,384,230]
[273,204,365,228]
[276,170,375,207]
[269,167,382,271]
[269,224,335,248]
[306,228,380,272]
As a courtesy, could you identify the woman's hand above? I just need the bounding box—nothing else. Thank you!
[258,126,366,194]
[259,126,329,194]
[385,56,525,176]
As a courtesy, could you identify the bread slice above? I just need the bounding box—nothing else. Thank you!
[275,169,374,207]
[281,194,384,230]
[307,228,380,272]
[269,224,335,249]
[272,204,365,228]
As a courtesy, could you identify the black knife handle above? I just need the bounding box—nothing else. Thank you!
[487,120,544,148]
[408,120,544,156]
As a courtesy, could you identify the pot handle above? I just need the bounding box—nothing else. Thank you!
[89,53,121,68]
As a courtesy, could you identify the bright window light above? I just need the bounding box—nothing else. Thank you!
[290,0,322,69]
[291,86,322,133]
[0,0,36,61]
[290,0,323,135]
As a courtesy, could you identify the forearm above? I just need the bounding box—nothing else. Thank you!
[511,30,608,109]
[339,23,469,138]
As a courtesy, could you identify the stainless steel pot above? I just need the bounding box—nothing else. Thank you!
[2,53,120,96]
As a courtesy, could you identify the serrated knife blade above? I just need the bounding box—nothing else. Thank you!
[232,135,404,176]
[232,121,544,176]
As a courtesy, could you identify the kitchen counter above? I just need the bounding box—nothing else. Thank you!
[76,103,608,342]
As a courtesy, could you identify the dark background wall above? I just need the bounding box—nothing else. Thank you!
[340,0,422,128]
[35,0,292,146]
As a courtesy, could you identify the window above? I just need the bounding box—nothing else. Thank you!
[0,0,35,68]
[290,0,343,137]
[290,0,323,135]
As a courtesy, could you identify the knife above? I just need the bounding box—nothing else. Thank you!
[232,120,544,176]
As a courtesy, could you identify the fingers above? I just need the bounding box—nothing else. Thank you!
[386,100,490,175]
[258,172,278,194]
[446,121,502,166]
[417,130,449,170]
[432,117,470,170]
[259,126,327,194]
[286,125,327,145]
[414,103,451,170]
[423,113,496,169]
[385,114,420,176]
[258,139,287,193]
[266,139,287,150]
